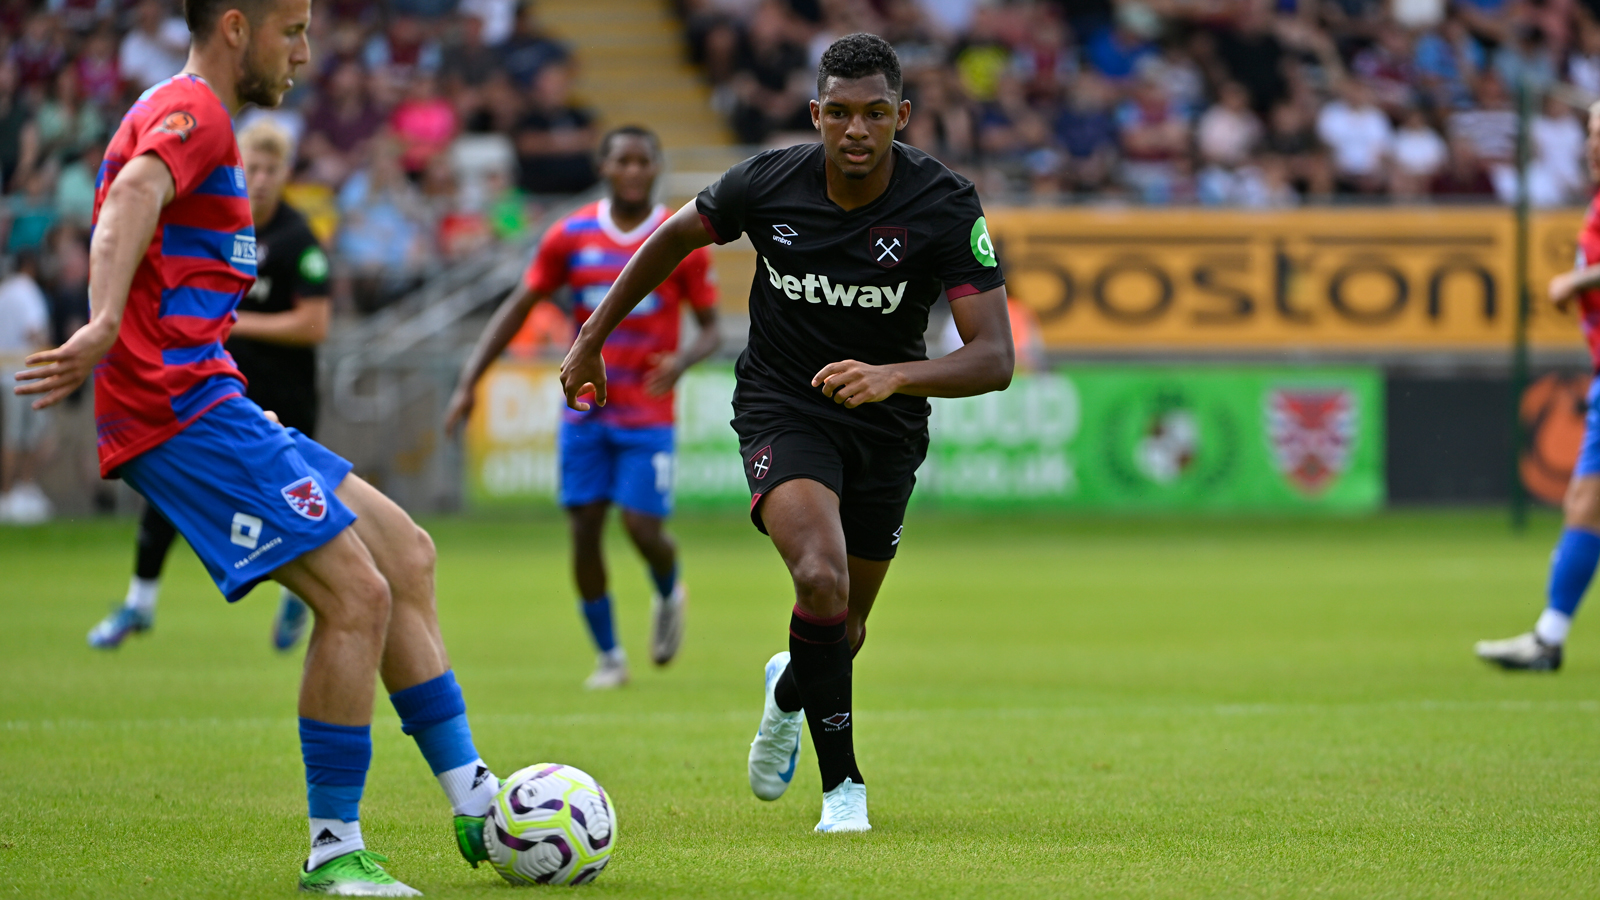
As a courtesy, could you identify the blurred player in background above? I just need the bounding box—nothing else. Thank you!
[1477,100,1600,672]
[558,35,1014,832]
[87,119,331,653]
[446,125,720,689]
[19,2,502,891]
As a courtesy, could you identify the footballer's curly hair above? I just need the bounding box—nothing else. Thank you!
[598,125,661,161]
[816,33,902,100]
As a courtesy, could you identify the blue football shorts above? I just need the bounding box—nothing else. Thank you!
[119,396,357,602]
[557,418,675,517]
[1578,377,1600,479]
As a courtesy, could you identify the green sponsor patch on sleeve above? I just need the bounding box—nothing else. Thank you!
[299,246,330,283]
[970,217,997,268]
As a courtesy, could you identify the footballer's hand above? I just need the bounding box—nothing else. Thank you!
[1550,272,1578,312]
[13,318,118,410]
[813,360,903,408]
[642,352,684,397]
[262,409,281,425]
[559,341,607,411]
[443,385,475,436]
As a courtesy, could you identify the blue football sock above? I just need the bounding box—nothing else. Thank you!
[1547,527,1600,618]
[649,563,678,600]
[580,594,618,653]
[300,717,371,866]
[390,671,495,815]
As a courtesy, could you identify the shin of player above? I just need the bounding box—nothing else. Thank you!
[1476,102,1600,673]
[555,35,1014,832]
[446,126,720,688]
[16,1,494,891]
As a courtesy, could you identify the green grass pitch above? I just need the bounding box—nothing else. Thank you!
[1,510,1598,898]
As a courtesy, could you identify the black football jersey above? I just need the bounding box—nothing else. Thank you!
[696,141,1005,440]
[226,202,329,412]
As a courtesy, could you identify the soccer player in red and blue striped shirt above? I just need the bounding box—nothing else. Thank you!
[14,0,502,891]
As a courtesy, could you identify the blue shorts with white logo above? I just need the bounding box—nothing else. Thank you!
[558,418,675,517]
[120,396,356,602]
[1577,377,1600,479]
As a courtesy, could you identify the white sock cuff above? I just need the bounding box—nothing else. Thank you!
[1536,609,1572,645]
[126,577,160,614]
[437,759,497,817]
[307,818,364,869]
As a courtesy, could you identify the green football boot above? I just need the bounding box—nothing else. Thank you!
[299,850,421,896]
[454,814,489,867]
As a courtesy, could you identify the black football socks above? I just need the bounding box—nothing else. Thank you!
[787,606,862,791]
[773,624,863,713]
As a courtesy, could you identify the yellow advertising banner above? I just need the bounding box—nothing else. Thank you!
[986,207,1588,351]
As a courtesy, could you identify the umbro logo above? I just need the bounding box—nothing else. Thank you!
[471,765,491,789]
[771,223,797,246]
[821,712,851,731]
[312,828,342,847]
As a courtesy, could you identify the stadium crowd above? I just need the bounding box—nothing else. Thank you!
[681,0,1600,205]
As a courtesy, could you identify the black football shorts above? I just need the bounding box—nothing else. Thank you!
[731,405,928,561]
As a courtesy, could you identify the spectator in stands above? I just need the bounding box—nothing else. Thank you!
[1390,108,1448,198]
[1054,72,1118,194]
[75,25,122,109]
[464,70,525,136]
[1413,14,1485,111]
[118,0,189,92]
[53,142,98,226]
[336,139,434,313]
[301,60,385,186]
[34,66,103,166]
[1492,24,1557,94]
[1531,94,1587,203]
[4,166,60,254]
[1430,135,1496,198]
[1083,2,1158,82]
[0,248,54,524]
[1350,26,1418,117]
[1116,74,1192,203]
[11,13,66,92]
[0,61,37,190]
[1568,18,1600,99]
[1448,73,1517,165]
[903,67,976,166]
[390,71,458,176]
[1264,100,1332,199]
[1213,0,1290,114]
[514,62,598,194]
[365,14,442,79]
[441,12,502,92]
[499,2,570,88]
[727,1,813,144]
[1197,81,1263,170]
[1316,79,1393,193]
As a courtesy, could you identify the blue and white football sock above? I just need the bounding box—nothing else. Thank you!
[580,594,619,654]
[390,670,496,816]
[300,718,370,868]
[1538,528,1600,645]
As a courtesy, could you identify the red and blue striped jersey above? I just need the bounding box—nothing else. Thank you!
[524,200,717,428]
[91,74,256,476]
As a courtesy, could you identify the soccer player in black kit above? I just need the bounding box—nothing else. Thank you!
[559,34,1014,832]
[87,120,332,652]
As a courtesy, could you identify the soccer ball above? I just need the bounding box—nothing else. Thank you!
[484,763,616,886]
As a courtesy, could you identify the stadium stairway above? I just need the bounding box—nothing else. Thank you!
[536,0,734,153]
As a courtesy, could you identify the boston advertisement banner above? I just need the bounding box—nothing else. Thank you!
[466,362,1383,512]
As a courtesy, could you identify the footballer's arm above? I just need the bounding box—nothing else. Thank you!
[444,281,554,434]
[560,201,713,410]
[644,304,721,396]
[815,285,1014,408]
[1550,263,1600,311]
[232,296,332,346]
[15,153,174,409]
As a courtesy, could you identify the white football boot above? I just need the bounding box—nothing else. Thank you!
[814,778,870,833]
[649,581,688,665]
[748,651,804,800]
[1474,631,1562,671]
[584,649,630,689]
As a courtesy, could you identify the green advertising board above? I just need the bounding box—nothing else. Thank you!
[466,362,1384,512]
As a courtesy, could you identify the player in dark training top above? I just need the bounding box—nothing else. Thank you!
[87,119,331,653]
[559,33,1014,832]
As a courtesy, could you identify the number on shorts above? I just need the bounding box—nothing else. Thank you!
[651,451,674,495]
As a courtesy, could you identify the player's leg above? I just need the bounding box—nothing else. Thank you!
[614,425,685,665]
[324,470,502,866]
[87,504,177,648]
[562,418,629,687]
[758,478,871,830]
[771,555,884,713]
[1478,379,1600,670]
